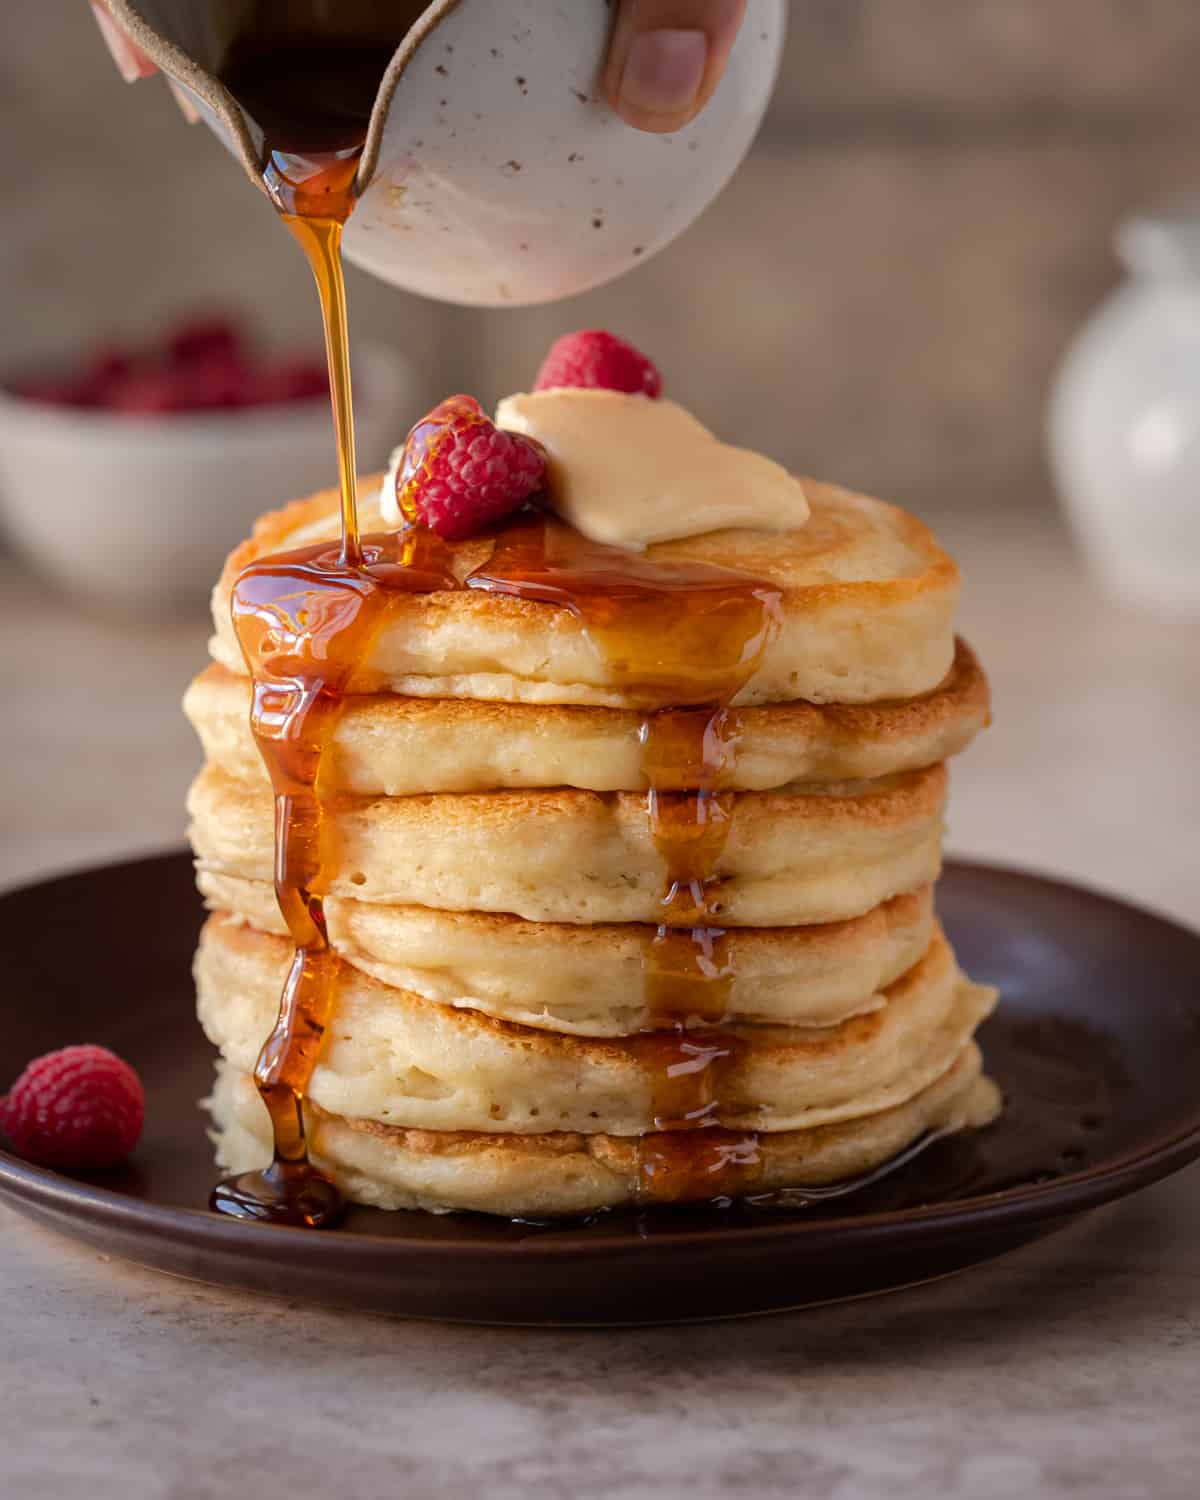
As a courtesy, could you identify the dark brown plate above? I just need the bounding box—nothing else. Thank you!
[1,852,1199,1325]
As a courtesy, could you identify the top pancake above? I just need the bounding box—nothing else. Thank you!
[208,478,960,708]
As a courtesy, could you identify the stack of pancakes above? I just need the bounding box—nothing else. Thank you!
[186,479,999,1217]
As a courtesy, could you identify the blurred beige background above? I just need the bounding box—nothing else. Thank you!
[4,1,1200,518]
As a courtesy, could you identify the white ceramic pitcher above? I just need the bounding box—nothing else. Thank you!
[1048,203,1200,617]
[104,0,786,308]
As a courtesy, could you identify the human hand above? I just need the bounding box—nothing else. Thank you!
[93,0,751,137]
[604,0,749,134]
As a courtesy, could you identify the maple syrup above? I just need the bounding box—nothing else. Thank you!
[205,27,831,1221]
[210,531,456,1226]
[220,38,396,560]
[210,33,454,1225]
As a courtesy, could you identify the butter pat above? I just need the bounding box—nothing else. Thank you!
[495,390,809,549]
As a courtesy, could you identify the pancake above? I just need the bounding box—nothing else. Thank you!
[188,762,947,927]
[196,915,996,1135]
[186,640,988,797]
[200,873,935,1034]
[207,479,960,708]
[207,1046,1002,1216]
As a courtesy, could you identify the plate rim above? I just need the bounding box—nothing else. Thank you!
[1,849,1199,1261]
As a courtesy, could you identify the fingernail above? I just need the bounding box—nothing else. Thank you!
[619,28,708,120]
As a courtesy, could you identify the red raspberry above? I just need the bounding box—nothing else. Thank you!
[259,356,329,404]
[0,1045,144,1171]
[80,345,136,401]
[533,330,662,398]
[179,354,254,410]
[165,317,243,366]
[10,377,95,408]
[395,394,545,541]
[107,370,188,415]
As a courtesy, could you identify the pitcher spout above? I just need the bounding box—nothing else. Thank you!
[100,1,457,197]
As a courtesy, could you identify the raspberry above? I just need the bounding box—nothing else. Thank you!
[11,377,95,408]
[0,1045,144,1171]
[395,394,546,541]
[108,371,188,415]
[533,330,662,398]
[81,345,136,400]
[260,356,329,404]
[178,354,254,411]
[165,317,243,366]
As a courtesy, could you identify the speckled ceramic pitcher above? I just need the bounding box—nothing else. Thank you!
[102,0,786,307]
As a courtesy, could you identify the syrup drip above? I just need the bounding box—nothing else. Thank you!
[274,165,363,563]
[213,530,457,1227]
[211,39,456,1225]
[220,39,393,562]
[467,515,783,1202]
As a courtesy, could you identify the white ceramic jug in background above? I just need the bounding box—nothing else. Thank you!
[1048,203,1200,617]
[104,0,786,307]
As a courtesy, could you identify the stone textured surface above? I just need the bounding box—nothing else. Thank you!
[2,509,1199,1496]
[2,1180,1199,1500]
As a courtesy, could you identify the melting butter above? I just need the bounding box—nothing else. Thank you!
[495,389,809,549]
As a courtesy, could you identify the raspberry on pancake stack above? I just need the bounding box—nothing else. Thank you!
[185,332,999,1219]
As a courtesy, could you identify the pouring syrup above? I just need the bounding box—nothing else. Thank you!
[206,30,864,1222]
[210,38,452,1226]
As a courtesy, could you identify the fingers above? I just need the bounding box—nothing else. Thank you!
[91,3,200,124]
[89,2,159,81]
[604,0,747,134]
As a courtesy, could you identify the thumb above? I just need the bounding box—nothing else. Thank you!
[603,0,748,134]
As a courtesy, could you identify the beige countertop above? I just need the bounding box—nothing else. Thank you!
[1,508,1198,1497]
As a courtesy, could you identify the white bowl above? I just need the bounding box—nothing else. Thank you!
[0,343,413,614]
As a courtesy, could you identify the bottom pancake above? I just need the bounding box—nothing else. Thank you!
[207,1047,1001,1217]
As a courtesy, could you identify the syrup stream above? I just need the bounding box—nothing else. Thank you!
[211,47,396,1224]
[285,210,362,565]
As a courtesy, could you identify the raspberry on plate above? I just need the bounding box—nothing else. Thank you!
[395,394,546,541]
[0,1045,145,1171]
[533,330,662,398]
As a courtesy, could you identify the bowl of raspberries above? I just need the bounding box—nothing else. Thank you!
[0,317,412,613]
